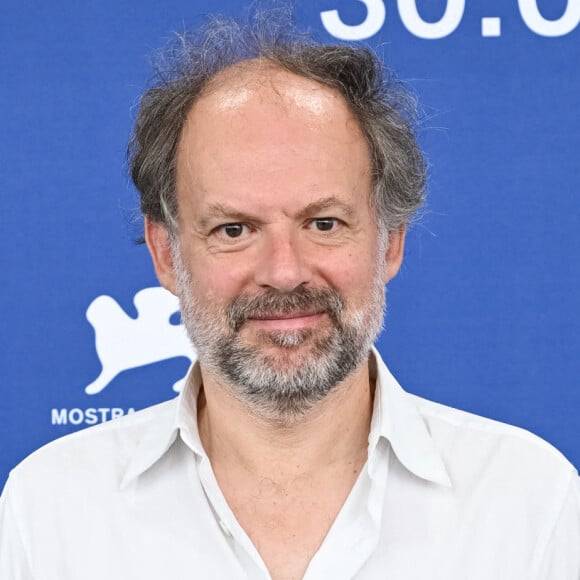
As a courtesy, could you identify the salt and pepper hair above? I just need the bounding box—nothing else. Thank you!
[129,10,426,235]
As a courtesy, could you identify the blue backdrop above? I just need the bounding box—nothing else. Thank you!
[1,0,579,489]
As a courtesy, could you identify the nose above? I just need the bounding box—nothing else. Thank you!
[253,230,311,292]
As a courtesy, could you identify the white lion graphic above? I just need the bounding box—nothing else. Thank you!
[84,287,195,395]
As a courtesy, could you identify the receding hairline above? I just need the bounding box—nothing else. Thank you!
[194,57,349,112]
[178,57,368,160]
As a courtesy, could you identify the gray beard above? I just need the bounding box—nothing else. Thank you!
[172,246,386,424]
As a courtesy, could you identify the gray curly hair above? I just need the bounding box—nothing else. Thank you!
[129,10,426,235]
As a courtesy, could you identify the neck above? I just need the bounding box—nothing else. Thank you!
[197,359,374,481]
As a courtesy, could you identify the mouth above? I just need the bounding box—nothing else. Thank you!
[246,311,325,331]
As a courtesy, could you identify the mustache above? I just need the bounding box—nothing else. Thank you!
[226,286,345,332]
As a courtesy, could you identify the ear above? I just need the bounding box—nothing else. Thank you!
[384,227,406,283]
[144,217,177,294]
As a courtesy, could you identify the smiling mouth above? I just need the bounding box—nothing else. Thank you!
[246,311,325,331]
[249,309,322,320]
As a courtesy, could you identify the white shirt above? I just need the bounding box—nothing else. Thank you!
[1,349,579,579]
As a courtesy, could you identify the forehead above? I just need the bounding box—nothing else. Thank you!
[200,59,341,116]
[175,61,372,214]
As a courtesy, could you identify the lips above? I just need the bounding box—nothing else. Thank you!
[246,311,325,331]
[248,310,323,321]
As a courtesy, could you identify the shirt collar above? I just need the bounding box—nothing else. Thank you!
[370,347,452,488]
[121,349,452,489]
[120,396,180,490]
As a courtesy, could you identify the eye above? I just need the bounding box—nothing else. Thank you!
[218,223,247,238]
[310,218,339,232]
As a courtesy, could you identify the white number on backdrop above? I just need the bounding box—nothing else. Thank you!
[398,0,465,39]
[518,0,580,36]
[320,0,386,40]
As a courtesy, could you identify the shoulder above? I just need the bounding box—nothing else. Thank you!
[6,398,178,493]
[411,393,578,495]
[410,395,580,574]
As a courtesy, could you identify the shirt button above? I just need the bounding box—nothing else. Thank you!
[218,519,233,538]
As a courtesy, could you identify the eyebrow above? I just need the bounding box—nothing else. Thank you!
[197,196,356,229]
[295,196,356,220]
[197,203,258,230]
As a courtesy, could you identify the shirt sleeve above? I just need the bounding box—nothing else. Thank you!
[0,475,35,580]
[535,472,580,580]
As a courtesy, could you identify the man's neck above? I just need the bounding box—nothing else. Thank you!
[196,359,375,579]
[197,360,374,483]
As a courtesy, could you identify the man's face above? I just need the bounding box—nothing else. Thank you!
[148,64,404,421]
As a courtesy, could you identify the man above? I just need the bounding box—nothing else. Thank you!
[1,13,578,580]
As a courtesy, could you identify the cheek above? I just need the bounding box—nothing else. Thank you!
[193,258,252,305]
[322,250,379,300]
